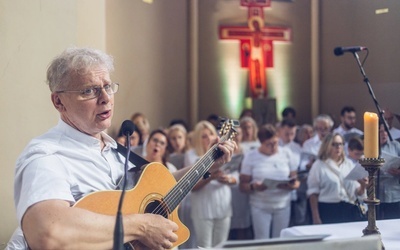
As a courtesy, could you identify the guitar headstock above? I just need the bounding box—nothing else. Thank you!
[218,118,239,141]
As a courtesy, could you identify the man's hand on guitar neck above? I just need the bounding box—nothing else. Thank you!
[171,133,236,182]
[209,137,237,174]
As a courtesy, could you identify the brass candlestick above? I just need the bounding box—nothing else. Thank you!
[359,157,385,249]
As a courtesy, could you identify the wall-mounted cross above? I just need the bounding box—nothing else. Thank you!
[219,0,291,98]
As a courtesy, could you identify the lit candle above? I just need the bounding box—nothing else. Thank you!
[364,112,379,158]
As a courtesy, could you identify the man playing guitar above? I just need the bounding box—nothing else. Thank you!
[7,47,236,250]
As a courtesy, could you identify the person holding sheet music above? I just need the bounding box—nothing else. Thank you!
[226,126,253,240]
[184,120,236,248]
[240,124,299,239]
[346,136,369,216]
[278,119,310,226]
[307,133,367,224]
[347,137,364,164]
[377,123,400,220]
[6,47,236,250]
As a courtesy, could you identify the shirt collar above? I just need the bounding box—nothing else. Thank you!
[56,119,117,150]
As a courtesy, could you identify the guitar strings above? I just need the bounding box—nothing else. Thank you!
[159,127,233,213]
[161,124,234,213]
[165,147,220,210]
[152,141,222,215]
[129,144,221,249]
[130,125,233,249]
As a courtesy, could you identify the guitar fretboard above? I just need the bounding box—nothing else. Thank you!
[163,136,227,211]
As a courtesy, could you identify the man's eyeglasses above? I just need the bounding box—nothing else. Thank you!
[56,83,119,100]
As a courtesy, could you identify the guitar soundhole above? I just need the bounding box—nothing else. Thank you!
[144,199,169,218]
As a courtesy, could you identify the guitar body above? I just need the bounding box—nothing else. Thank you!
[74,119,238,249]
[73,162,189,249]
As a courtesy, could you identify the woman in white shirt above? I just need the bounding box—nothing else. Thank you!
[240,124,299,239]
[185,120,236,248]
[307,133,367,224]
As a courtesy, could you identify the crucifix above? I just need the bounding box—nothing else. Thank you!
[219,0,291,98]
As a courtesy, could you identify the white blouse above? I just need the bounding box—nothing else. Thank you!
[241,147,298,210]
[307,158,361,203]
[184,149,232,220]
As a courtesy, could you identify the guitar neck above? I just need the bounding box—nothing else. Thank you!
[163,137,227,212]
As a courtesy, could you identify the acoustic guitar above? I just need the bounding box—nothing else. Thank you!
[73,119,237,249]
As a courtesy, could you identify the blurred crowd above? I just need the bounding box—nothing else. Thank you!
[117,106,400,249]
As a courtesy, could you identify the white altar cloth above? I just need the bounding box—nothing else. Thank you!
[280,219,400,250]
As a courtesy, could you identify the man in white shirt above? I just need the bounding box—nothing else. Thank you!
[303,114,334,157]
[7,47,236,250]
[333,106,363,156]
[278,119,306,226]
[333,106,363,137]
[278,119,302,159]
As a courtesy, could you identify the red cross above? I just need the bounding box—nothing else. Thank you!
[219,0,291,98]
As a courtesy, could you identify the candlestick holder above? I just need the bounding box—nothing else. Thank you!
[359,157,385,249]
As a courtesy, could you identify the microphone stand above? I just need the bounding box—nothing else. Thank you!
[352,51,387,249]
[113,134,131,250]
[352,51,392,142]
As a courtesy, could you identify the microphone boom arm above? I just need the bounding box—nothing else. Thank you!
[352,51,393,143]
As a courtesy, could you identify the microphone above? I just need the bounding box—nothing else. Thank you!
[114,120,135,250]
[334,46,367,56]
[121,119,136,137]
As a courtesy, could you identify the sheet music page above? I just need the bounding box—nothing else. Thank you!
[298,152,317,171]
[381,152,400,172]
[344,162,368,180]
[262,177,295,189]
[220,154,243,173]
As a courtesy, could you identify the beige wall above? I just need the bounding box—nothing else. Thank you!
[106,0,189,136]
[320,0,400,127]
[0,0,106,246]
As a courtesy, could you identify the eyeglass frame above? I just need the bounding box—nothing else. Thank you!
[150,137,167,147]
[331,142,344,147]
[55,82,119,100]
